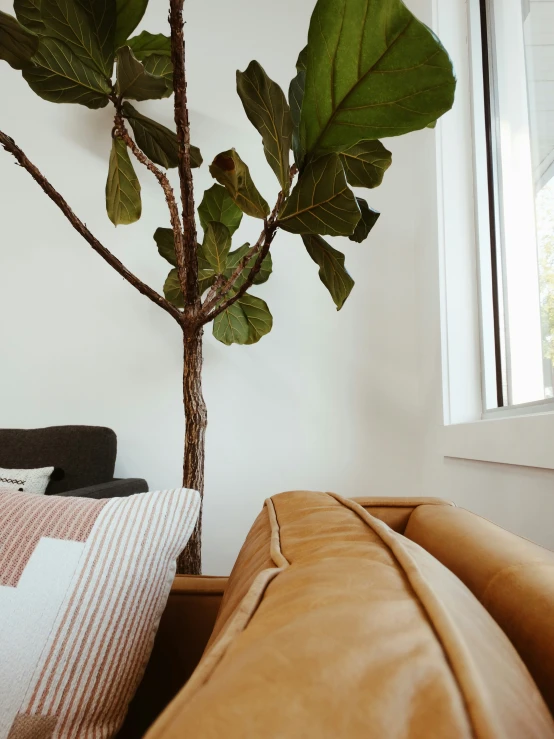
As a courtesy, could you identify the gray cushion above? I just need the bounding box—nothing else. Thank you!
[0,426,117,495]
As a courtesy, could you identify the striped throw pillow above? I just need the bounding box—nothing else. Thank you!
[0,487,200,739]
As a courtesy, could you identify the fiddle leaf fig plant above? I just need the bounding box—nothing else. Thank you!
[0,0,456,575]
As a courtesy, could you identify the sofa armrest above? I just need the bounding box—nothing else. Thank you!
[56,478,148,499]
[405,504,554,714]
[117,575,228,739]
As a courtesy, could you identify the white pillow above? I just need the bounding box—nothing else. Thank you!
[0,466,54,494]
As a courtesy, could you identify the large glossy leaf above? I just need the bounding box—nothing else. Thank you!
[300,0,456,154]
[225,244,272,287]
[23,37,111,108]
[127,31,170,57]
[289,46,307,167]
[198,184,243,236]
[0,10,38,69]
[40,0,116,77]
[237,61,292,192]
[302,234,354,310]
[341,140,392,189]
[163,268,184,308]
[202,222,231,274]
[278,153,360,236]
[209,149,269,220]
[14,0,44,33]
[114,0,148,49]
[122,102,201,169]
[213,292,273,345]
[106,137,142,225]
[116,46,170,101]
[349,197,379,243]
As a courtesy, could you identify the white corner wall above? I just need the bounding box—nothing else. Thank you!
[1,0,553,574]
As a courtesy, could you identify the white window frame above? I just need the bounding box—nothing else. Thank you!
[434,0,554,471]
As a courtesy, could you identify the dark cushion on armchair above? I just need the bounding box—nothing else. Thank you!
[0,425,117,495]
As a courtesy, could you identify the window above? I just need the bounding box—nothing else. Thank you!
[480,0,554,410]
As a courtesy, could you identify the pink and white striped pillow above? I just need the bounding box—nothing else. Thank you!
[0,487,200,739]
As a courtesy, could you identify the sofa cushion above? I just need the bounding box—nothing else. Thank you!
[0,487,199,739]
[146,491,554,739]
[405,503,554,715]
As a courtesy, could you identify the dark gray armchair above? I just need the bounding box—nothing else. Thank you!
[0,425,148,498]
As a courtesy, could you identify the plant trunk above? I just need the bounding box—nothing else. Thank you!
[177,325,207,575]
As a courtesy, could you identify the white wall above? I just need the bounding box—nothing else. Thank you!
[1,0,553,575]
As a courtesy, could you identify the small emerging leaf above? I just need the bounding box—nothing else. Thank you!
[209,149,269,220]
[0,10,38,70]
[122,102,202,169]
[236,61,292,192]
[126,31,171,58]
[115,0,148,49]
[340,140,392,190]
[225,244,272,287]
[106,137,142,225]
[278,153,360,236]
[213,292,273,345]
[116,45,171,101]
[22,37,111,108]
[302,234,354,310]
[198,184,243,236]
[202,222,231,274]
[349,198,380,243]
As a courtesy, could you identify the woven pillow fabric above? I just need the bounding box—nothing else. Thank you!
[0,466,54,494]
[0,487,200,739]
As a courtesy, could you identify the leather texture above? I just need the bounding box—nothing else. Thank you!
[145,492,553,739]
[118,576,227,738]
[405,503,554,715]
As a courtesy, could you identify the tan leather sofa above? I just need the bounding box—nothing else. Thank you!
[118,492,554,738]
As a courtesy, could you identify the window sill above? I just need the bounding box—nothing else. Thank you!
[442,410,554,471]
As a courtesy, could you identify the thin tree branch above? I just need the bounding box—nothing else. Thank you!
[113,113,188,294]
[0,129,182,323]
[169,0,199,312]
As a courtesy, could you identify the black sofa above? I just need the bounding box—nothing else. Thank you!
[0,425,148,498]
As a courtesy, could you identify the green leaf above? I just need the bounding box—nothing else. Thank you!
[0,10,38,70]
[213,292,273,346]
[236,60,292,191]
[302,234,354,310]
[225,244,272,287]
[154,227,176,265]
[202,222,232,274]
[198,184,243,236]
[340,140,392,189]
[163,268,184,308]
[122,102,202,169]
[158,237,215,296]
[126,31,170,57]
[22,37,111,108]
[142,53,172,93]
[40,0,116,77]
[278,153,360,236]
[116,45,171,101]
[289,47,308,167]
[209,149,269,220]
[14,0,44,33]
[349,197,380,243]
[106,137,142,225]
[115,0,148,49]
[300,0,456,154]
